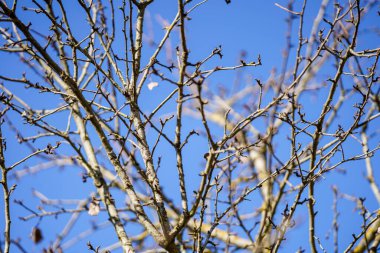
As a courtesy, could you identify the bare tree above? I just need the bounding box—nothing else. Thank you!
[0,0,379,252]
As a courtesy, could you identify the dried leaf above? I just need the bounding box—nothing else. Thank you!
[147,82,159,90]
[31,227,43,244]
[88,199,100,216]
